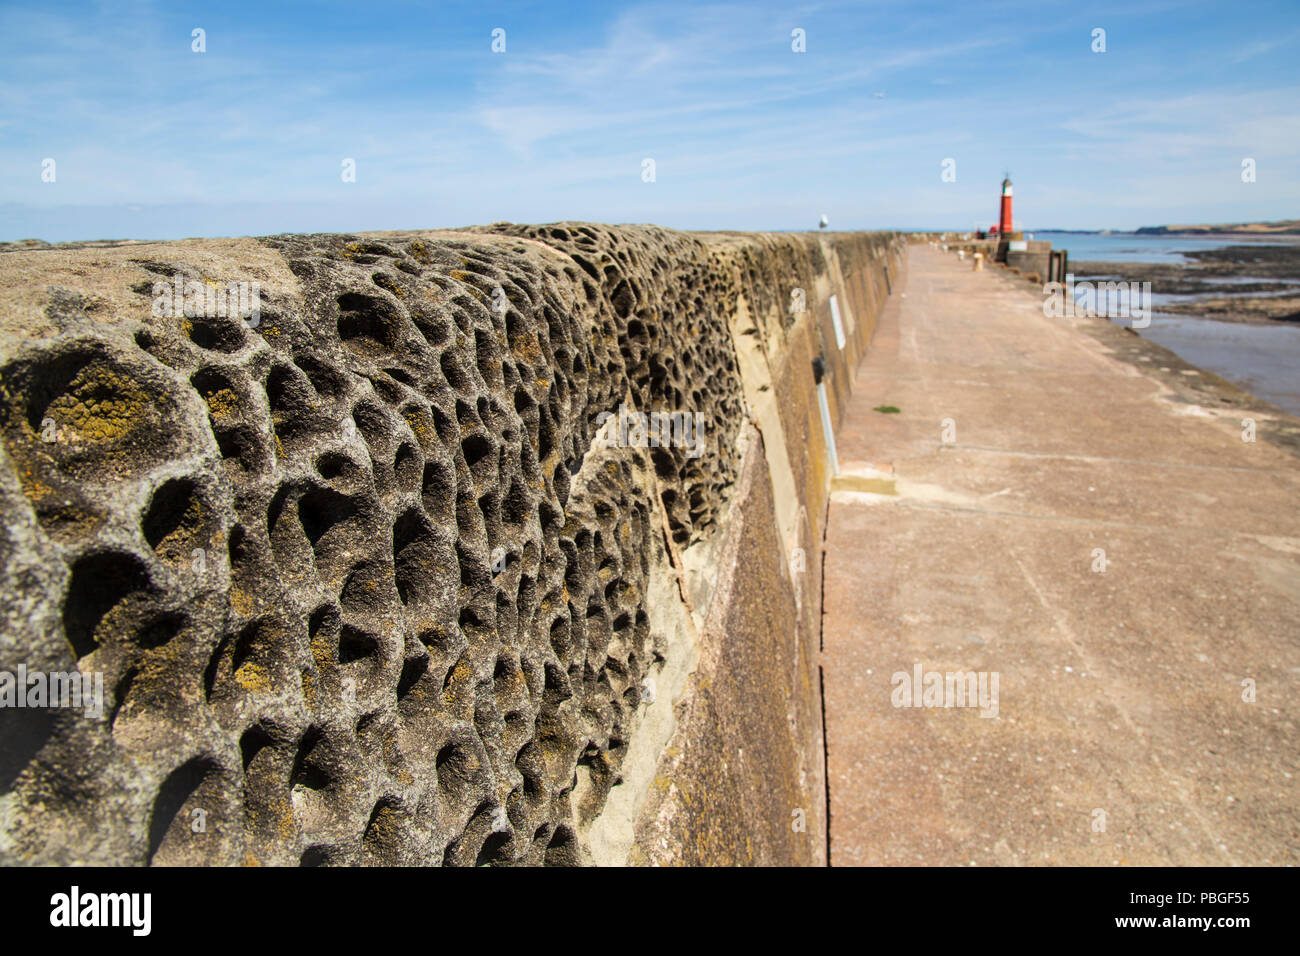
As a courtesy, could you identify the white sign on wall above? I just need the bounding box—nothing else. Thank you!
[829,294,846,350]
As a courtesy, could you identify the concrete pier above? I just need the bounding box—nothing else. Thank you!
[822,246,1300,866]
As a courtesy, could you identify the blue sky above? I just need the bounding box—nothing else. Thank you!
[1,0,1298,240]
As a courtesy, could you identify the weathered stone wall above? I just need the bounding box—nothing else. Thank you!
[0,224,900,865]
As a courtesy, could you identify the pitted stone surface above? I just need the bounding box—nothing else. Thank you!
[0,224,901,865]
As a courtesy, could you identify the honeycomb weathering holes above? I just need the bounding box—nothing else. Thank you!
[63,551,154,661]
[337,291,404,354]
[2,225,902,865]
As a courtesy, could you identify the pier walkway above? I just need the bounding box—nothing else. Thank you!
[821,246,1300,865]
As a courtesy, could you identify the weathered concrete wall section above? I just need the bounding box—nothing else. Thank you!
[631,231,901,863]
[0,224,900,865]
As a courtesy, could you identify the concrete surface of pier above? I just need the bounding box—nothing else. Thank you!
[823,246,1300,865]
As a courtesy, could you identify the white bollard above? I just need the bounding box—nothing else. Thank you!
[973,252,984,272]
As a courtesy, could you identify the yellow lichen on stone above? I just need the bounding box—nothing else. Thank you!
[301,669,319,709]
[151,492,209,561]
[20,471,50,502]
[235,659,272,694]
[309,632,333,672]
[404,411,430,444]
[367,803,402,847]
[511,333,544,365]
[204,387,239,419]
[275,796,296,838]
[46,363,148,444]
[229,586,256,617]
[373,273,407,298]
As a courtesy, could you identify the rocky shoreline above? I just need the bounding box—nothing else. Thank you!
[1072,242,1300,325]
[984,261,1300,453]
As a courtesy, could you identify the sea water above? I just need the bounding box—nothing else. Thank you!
[1037,233,1300,415]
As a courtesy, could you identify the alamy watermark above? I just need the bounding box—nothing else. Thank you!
[152,273,261,327]
[1,665,104,719]
[594,404,707,459]
[891,663,999,718]
[50,886,150,936]
[1044,273,1151,328]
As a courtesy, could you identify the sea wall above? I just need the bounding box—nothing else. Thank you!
[0,223,901,865]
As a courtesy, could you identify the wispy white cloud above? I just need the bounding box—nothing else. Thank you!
[1,0,1298,237]
[1230,28,1300,63]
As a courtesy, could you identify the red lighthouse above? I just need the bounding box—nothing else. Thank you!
[998,177,1013,234]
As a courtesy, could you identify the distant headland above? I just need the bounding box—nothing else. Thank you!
[1134,219,1300,236]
